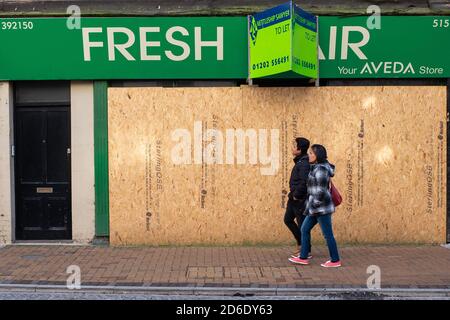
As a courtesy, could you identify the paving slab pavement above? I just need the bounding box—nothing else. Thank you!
[0,244,449,294]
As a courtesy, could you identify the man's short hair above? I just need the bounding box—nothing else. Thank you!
[295,137,310,154]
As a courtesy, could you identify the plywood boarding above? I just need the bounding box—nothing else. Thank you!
[108,86,447,245]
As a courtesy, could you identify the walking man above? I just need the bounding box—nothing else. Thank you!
[284,137,311,258]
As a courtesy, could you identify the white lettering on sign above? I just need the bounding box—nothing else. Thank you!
[360,62,415,75]
[419,66,444,75]
[171,121,279,176]
[82,27,104,61]
[107,27,136,61]
[165,26,190,61]
[341,26,370,60]
[320,26,427,76]
[194,26,224,61]
[319,26,369,60]
[327,26,337,60]
[140,27,161,61]
[82,26,224,62]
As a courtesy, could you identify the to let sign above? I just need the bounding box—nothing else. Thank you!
[248,1,318,79]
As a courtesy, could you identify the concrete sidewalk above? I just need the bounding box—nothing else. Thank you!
[0,245,449,293]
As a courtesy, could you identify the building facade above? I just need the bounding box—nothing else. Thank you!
[0,0,449,245]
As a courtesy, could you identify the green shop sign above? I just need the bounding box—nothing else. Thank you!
[0,17,248,80]
[248,2,318,79]
[318,16,450,78]
[0,15,449,80]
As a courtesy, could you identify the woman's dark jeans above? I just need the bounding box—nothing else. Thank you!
[300,213,340,262]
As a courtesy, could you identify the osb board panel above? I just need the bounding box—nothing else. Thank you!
[108,86,447,245]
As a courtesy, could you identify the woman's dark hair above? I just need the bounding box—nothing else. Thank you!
[311,144,328,163]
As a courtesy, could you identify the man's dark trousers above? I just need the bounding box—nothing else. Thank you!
[284,199,309,251]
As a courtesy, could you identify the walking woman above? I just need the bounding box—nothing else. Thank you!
[289,144,341,268]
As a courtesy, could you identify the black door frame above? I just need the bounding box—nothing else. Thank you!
[12,82,72,241]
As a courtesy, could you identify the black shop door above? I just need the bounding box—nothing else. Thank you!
[15,107,71,240]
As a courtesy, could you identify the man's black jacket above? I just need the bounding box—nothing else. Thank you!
[288,154,310,202]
